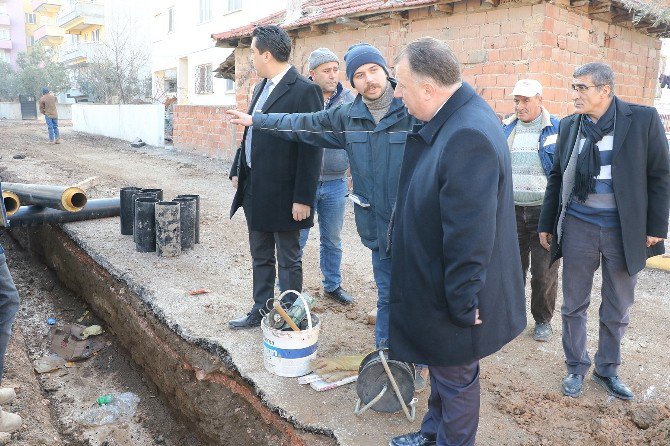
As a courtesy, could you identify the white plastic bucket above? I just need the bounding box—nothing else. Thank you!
[262,291,320,377]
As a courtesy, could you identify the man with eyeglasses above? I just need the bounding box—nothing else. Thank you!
[502,79,560,342]
[538,62,670,400]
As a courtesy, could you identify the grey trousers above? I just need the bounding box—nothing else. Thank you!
[242,182,302,314]
[421,361,479,446]
[515,205,559,324]
[561,215,637,377]
[0,251,20,383]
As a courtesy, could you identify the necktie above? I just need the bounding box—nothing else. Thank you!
[245,80,273,168]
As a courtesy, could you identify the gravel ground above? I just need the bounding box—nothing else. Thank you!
[0,120,669,445]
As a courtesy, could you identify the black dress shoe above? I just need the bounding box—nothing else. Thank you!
[389,432,436,446]
[324,286,353,305]
[562,373,583,398]
[592,371,634,400]
[228,311,262,330]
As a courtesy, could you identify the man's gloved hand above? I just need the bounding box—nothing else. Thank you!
[311,354,367,383]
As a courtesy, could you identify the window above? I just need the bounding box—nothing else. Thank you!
[27,36,35,46]
[167,7,174,33]
[199,0,211,23]
[195,64,213,94]
[0,29,9,41]
[225,79,235,92]
[25,13,37,24]
[0,52,9,63]
[225,0,243,13]
[92,29,100,41]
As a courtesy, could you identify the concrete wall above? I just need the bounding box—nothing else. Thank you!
[72,104,164,147]
[0,102,72,120]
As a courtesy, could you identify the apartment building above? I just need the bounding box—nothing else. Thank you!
[0,0,28,66]
[151,0,285,106]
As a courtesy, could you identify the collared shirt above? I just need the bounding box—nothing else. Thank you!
[266,64,292,97]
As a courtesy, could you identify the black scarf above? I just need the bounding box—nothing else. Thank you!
[574,97,616,202]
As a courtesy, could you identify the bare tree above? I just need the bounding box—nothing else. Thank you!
[74,17,151,103]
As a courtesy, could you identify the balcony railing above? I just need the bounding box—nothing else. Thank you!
[59,41,102,64]
[33,24,65,44]
[57,1,103,32]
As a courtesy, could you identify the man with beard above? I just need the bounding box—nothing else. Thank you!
[227,43,414,353]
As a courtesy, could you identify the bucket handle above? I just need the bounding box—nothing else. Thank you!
[278,290,313,330]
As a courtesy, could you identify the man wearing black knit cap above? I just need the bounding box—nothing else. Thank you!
[227,43,414,352]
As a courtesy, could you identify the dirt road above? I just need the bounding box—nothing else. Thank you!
[1,120,669,445]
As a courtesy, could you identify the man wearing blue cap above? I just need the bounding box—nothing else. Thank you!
[228,42,415,354]
[38,87,60,144]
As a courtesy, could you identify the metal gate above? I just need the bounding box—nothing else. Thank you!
[19,95,37,120]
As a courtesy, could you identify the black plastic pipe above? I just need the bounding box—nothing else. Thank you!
[135,197,159,253]
[155,201,180,257]
[173,197,195,250]
[133,193,158,243]
[2,191,20,216]
[119,187,142,235]
[141,188,163,201]
[3,182,87,212]
[176,194,200,243]
[7,198,120,227]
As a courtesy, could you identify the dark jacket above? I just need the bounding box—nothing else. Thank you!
[388,82,526,367]
[502,107,560,176]
[229,66,323,232]
[252,81,415,258]
[538,98,670,275]
[319,82,356,181]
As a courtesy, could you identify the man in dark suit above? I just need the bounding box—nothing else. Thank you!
[228,25,323,329]
[538,62,670,400]
[388,37,526,446]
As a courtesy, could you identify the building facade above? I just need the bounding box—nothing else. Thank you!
[0,0,28,67]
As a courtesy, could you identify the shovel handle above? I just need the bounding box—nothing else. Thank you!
[273,301,300,332]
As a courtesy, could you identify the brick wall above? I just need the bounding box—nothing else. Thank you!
[172,105,238,160]
[231,1,661,120]
[181,1,661,161]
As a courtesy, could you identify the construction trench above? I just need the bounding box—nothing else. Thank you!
[1,121,669,446]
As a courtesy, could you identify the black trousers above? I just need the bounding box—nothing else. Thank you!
[515,205,559,324]
[421,361,480,446]
[242,175,302,313]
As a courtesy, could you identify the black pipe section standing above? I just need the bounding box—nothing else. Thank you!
[133,193,158,243]
[173,197,195,250]
[2,191,20,216]
[7,198,120,227]
[176,194,200,243]
[155,201,180,257]
[3,182,87,212]
[135,198,159,253]
[119,187,142,235]
[141,189,163,201]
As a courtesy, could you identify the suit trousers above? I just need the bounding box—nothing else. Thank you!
[561,215,637,377]
[242,175,302,313]
[421,361,480,446]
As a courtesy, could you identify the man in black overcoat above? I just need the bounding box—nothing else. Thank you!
[228,26,323,329]
[538,62,670,400]
[388,38,526,446]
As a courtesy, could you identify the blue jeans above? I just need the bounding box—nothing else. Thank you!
[0,248,20,384]
[298,178,347,292]
[371,248,391,349]
[45,116,60,141]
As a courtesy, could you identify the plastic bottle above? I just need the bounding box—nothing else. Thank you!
[79,392,140,426]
